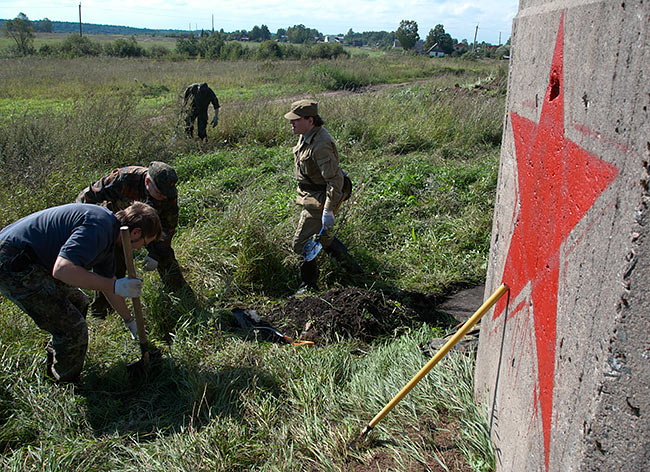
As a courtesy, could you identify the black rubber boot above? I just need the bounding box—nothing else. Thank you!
[297,259,319,295]
[324,237,364,275]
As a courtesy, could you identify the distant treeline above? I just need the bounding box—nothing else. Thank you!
[33,33,350,61]
[2,15,509,59]
[0,19,183,36]
[0,18,395,47]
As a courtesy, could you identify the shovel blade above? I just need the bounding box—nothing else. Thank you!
[303,227,325,261]
[303,239,322,261]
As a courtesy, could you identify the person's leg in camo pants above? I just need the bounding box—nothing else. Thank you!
[0,242,89,382]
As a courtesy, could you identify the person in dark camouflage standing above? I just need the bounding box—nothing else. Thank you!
[183,82,220,140]
[76,161,194,318]
[0,201,161,382]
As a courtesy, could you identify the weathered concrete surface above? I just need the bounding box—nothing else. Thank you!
[474,1,649,471]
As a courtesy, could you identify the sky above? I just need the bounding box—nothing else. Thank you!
[0,1,519,45]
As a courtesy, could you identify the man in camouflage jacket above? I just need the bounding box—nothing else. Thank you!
[183,82,220,140]
[284,100,363,293]
[76,161,193,317]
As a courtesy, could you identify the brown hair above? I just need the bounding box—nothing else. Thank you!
[312,115,324,127]
[115,202,162,241]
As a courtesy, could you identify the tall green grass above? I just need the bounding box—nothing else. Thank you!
[0,54,505,470]
[0,318,493,471]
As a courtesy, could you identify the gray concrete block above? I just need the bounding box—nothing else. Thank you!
[474,1,649,471]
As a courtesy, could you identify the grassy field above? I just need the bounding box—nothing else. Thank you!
[0,50,506,471]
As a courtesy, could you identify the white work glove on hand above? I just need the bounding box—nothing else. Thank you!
[142,256,159,271]
[124,317,138,340]
[322,209,335,231]
[113,277,143,298]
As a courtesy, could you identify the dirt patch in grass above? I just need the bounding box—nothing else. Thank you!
[345,414,474,472]
[239,285,483,345]
[238,286,462,345]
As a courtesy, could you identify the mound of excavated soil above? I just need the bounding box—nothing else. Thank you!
[232,285,483,345]
[262,287,421,344]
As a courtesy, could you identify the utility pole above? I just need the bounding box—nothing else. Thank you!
[472,24,478,51]
[78,2,82,37]
[212,14,214,33]
[498,32,502,45]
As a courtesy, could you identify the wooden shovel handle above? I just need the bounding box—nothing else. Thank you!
[119,227,148,350]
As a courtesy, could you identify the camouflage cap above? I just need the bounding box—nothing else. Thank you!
[148,161,178,199]
[284,99,319,120]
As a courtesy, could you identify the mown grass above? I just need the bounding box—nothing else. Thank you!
[0,53,505,470]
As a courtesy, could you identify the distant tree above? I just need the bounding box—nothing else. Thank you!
[176,33,199,57]
[395,20,418,50]
[198,33,224,59]
[287,24,309,43]
[249,25,261,41]
[344,28,355,44]
[259,24,271,41]
[37,17,53,33]
[424,24,454,54]
[286,24,320,44]
[276,28,286,40]
[4,12,35,55]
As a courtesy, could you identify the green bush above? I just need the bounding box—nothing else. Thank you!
[256,40,282,60]
[149,44,171,58]
[104,36,145,57]
[58,34,102,57]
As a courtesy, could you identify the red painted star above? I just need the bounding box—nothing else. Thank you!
[492,12,618,471]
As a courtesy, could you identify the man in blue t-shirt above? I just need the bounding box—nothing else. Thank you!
[0,202,161,382]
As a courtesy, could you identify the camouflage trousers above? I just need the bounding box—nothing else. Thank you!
[0,241,89,382]
[185,108,209,140]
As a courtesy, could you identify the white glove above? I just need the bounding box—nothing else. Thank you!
[113,277,143,298]
[142,256,159,271]
[124,317,138,340]
[322,209,335,230]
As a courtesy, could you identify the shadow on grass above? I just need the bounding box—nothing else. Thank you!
[75,358,278,439]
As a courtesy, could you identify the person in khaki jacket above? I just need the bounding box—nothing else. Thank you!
[284,99,363,293]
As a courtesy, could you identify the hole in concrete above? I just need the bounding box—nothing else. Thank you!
[549,70,560,101]
[626,397,640,417]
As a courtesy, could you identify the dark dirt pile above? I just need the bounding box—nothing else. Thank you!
[263,287,420,343]
[235,286,466,345]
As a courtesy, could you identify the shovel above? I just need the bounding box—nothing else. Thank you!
[347,283,509,451]
[231,308,314,346]
[252,325,314,347]
[120,227,160,379]
[302,227,325,262]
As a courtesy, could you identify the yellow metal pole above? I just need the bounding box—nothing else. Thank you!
[357,283,509,438]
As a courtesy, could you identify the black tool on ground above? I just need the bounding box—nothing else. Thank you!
[231,308,314,346]
[120,227,162,379]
